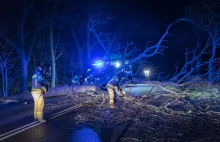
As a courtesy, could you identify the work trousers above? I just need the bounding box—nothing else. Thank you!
[31,89,44,120]
[107,85,120,105]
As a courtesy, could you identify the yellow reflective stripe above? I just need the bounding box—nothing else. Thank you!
[31,89,43,93]
[31,88,42,91]
[107,84,114,88]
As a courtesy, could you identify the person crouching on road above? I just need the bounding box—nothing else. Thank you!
[106,72,126,108]
[31,66,48,122]
[118,75,132,95]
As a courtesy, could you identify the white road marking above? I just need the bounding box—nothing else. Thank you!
[0,122,43,141]
[48,105,82,120]
[0,121,38,137]
[0,104,82,141]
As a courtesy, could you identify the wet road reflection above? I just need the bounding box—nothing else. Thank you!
[66,127,102,142]
[72,127,101,142]
[2,110,106,142]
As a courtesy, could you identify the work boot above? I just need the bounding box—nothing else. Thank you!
[38,119,46,122]
[109,103,116,109]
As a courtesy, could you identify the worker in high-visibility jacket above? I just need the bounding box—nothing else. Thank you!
[31,66,48,122]
[85,68,95,84]
[72,75,80,85]
[106,72,126,108]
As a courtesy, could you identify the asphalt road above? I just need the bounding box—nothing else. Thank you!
[0,97,76,134]
[1,109,105,142]
[0,85,154,142]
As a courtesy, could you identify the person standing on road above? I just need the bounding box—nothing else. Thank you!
[31,66,48,122]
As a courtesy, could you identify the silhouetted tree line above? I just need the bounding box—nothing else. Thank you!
[0,0,220,96]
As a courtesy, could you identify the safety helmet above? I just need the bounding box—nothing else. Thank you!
[87,68,91,72]
[37,66,44,73]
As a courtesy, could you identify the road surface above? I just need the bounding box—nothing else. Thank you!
[0,84,156,142]
[0,106,108,142]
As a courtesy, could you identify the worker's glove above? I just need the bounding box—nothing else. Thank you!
[113,86,120,93]
[118,87,122,93]
[42,87,47,94]
[121,90,127,95]
[45,84,49,91]
[32,93,41,99]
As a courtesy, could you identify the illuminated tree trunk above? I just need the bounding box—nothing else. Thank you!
[5,67,8,97]
[20,55,28,92]
[196,33,202,75]
[78,48,83,73]
[1,65,5,97]
[208,42,217,81]
[18,24,29,92]
[71,29,83,73]
[3,0,37,93]
[49,25,56,87]
[86,29,91,65]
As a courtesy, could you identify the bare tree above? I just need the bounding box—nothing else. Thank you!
[42,1,64,88]
[31,35,50,72]
[185,0,220,81]
[70,27,84,73]
[96,19,187,87]
[0,42,17,97]
[170,39,211,84]
[87,12,112,56]
[68,11,118,69]
[0,0,45,93]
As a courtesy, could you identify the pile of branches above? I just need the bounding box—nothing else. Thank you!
[47,82,220,141]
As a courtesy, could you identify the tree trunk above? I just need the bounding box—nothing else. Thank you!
[20,55,28,93]
[86,30,91,65]
[1,65,5,97]
[49,26,56,88]
[208,42,216,81]
[71,31,83,73]
[5,67,8,97]
[196,34,202,75]
[87,48,91,66]
[78,49,83,73]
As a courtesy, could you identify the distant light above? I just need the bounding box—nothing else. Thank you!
[144,70,150,77]
[92,60,104,68]
[115,62,121,68]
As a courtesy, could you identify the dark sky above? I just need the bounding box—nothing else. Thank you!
[94,0,197,77]
[0,0,197,77]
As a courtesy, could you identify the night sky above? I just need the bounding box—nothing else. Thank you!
[0,0,198,78]
[93,0,197,77]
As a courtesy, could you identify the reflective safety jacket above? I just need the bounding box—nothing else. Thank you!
[86,74,95,84]
[72,76,80,85]
[32,72,47,90]
[107,75,124,88]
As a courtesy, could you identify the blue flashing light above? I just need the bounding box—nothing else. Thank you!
[115,61,121,68]
[93,60,104,68]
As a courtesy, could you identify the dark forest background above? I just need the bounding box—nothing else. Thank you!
[0,0,220,97]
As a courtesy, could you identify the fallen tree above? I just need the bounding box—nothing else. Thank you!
[0,84,102,103]
[48,81,220,142]
[95,18,188,87]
